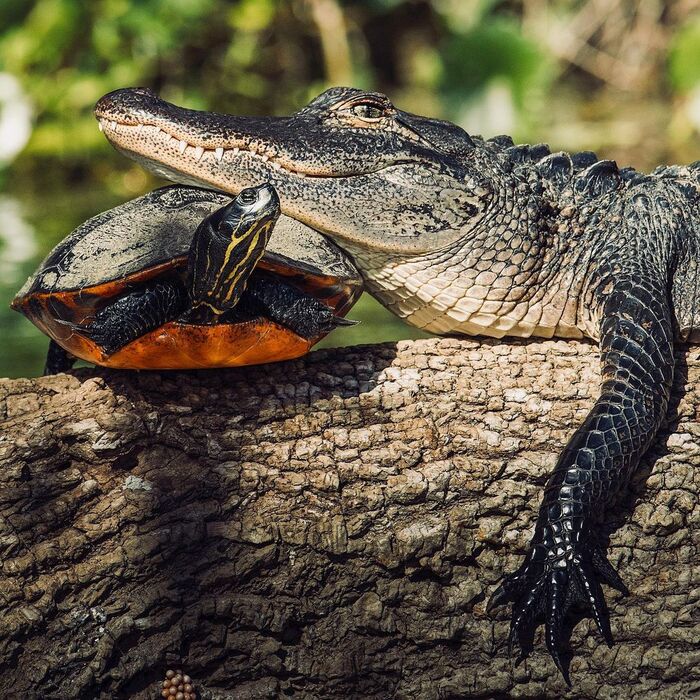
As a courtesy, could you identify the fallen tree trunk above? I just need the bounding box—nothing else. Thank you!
[0,337,698,699]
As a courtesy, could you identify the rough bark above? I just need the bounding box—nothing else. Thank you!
[0,337,698,700]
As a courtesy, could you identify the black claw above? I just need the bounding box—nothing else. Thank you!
[487,582,510,612]
[507,617,532,662]
[592,551,629,595]
[507,625,518,657]
[333,316,360,326]
[545,571,567,657]
[595,609,614,647]
[586,577,614,646]
[591,599,610,644]
[544,588,572,686]
[508,586,542,658]
[573,559,616,650]
[550,649,572,687]
[580,566,614,646]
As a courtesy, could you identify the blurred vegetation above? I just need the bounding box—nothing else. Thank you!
[0,0,699,377]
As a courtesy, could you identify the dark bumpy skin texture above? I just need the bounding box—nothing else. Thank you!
[95,86,700,681]
[73,279,188,355]
[238,271,358,339]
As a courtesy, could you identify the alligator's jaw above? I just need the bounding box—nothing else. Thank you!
[98,118,314,198]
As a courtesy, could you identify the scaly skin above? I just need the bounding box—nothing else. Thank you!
[487,178,684,680]
[94,86,700,682]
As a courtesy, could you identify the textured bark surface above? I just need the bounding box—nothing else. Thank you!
[0,337,698,699]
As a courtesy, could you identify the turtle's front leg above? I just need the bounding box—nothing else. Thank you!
[239,271,358,339]
[489,271,675,682]
[69,280,188,356]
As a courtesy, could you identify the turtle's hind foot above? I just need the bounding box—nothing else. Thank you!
[43,339,75,375]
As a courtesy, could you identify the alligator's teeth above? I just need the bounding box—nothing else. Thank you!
[296,172,306,178]
[163,134,173,144]
[153,126,161,134]
[98,121,104,132]
[214,147,224,162]
[260,154,269,162]
[109,120,117,130]
[193,146,205,161]
[232,147,240,156]
[178,140,187,154]
[135,124,143,134]
[270,161,281,170]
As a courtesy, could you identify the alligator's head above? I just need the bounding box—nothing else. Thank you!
[95,87,493,255]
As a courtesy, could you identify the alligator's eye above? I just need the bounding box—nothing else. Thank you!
[350,102,385,120]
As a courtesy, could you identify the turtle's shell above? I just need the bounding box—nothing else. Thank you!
[13,186,363,369]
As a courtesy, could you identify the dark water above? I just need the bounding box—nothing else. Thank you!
[0,182,428,379]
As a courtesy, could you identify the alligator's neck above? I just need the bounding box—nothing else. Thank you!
[344,159,594,340]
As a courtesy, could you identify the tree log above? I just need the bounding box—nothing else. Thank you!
[0,337,698,699]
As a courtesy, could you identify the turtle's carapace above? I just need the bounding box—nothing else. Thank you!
[12,185,363,372]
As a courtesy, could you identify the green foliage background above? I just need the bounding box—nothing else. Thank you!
[0,0,699,377]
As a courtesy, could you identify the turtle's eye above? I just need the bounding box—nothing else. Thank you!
[237,188,258,205]
[350,102,385,120]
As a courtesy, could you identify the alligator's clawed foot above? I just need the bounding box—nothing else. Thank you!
[488,540,628,685]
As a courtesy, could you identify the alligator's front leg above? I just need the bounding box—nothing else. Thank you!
[489,266,675,682]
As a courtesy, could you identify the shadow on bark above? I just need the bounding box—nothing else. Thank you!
[0,338,698,699]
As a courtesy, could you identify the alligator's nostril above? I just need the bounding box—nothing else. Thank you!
[94,87,160,118]
[131,87,158,97]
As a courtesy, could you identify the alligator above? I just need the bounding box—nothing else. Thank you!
[94,86,700,682]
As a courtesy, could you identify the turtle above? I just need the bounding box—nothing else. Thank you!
[12,184,363,374]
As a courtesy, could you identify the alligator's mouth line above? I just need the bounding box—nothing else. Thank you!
[98,117,319,179]
[97,117,413,182]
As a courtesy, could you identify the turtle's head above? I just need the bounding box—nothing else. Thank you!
[96,87,494,255]
[219,182,280,231]
[187,183,280,315]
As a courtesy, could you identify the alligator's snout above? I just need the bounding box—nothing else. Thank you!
[95,87,165,125]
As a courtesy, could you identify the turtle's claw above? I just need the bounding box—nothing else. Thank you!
[333,316,360,327]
